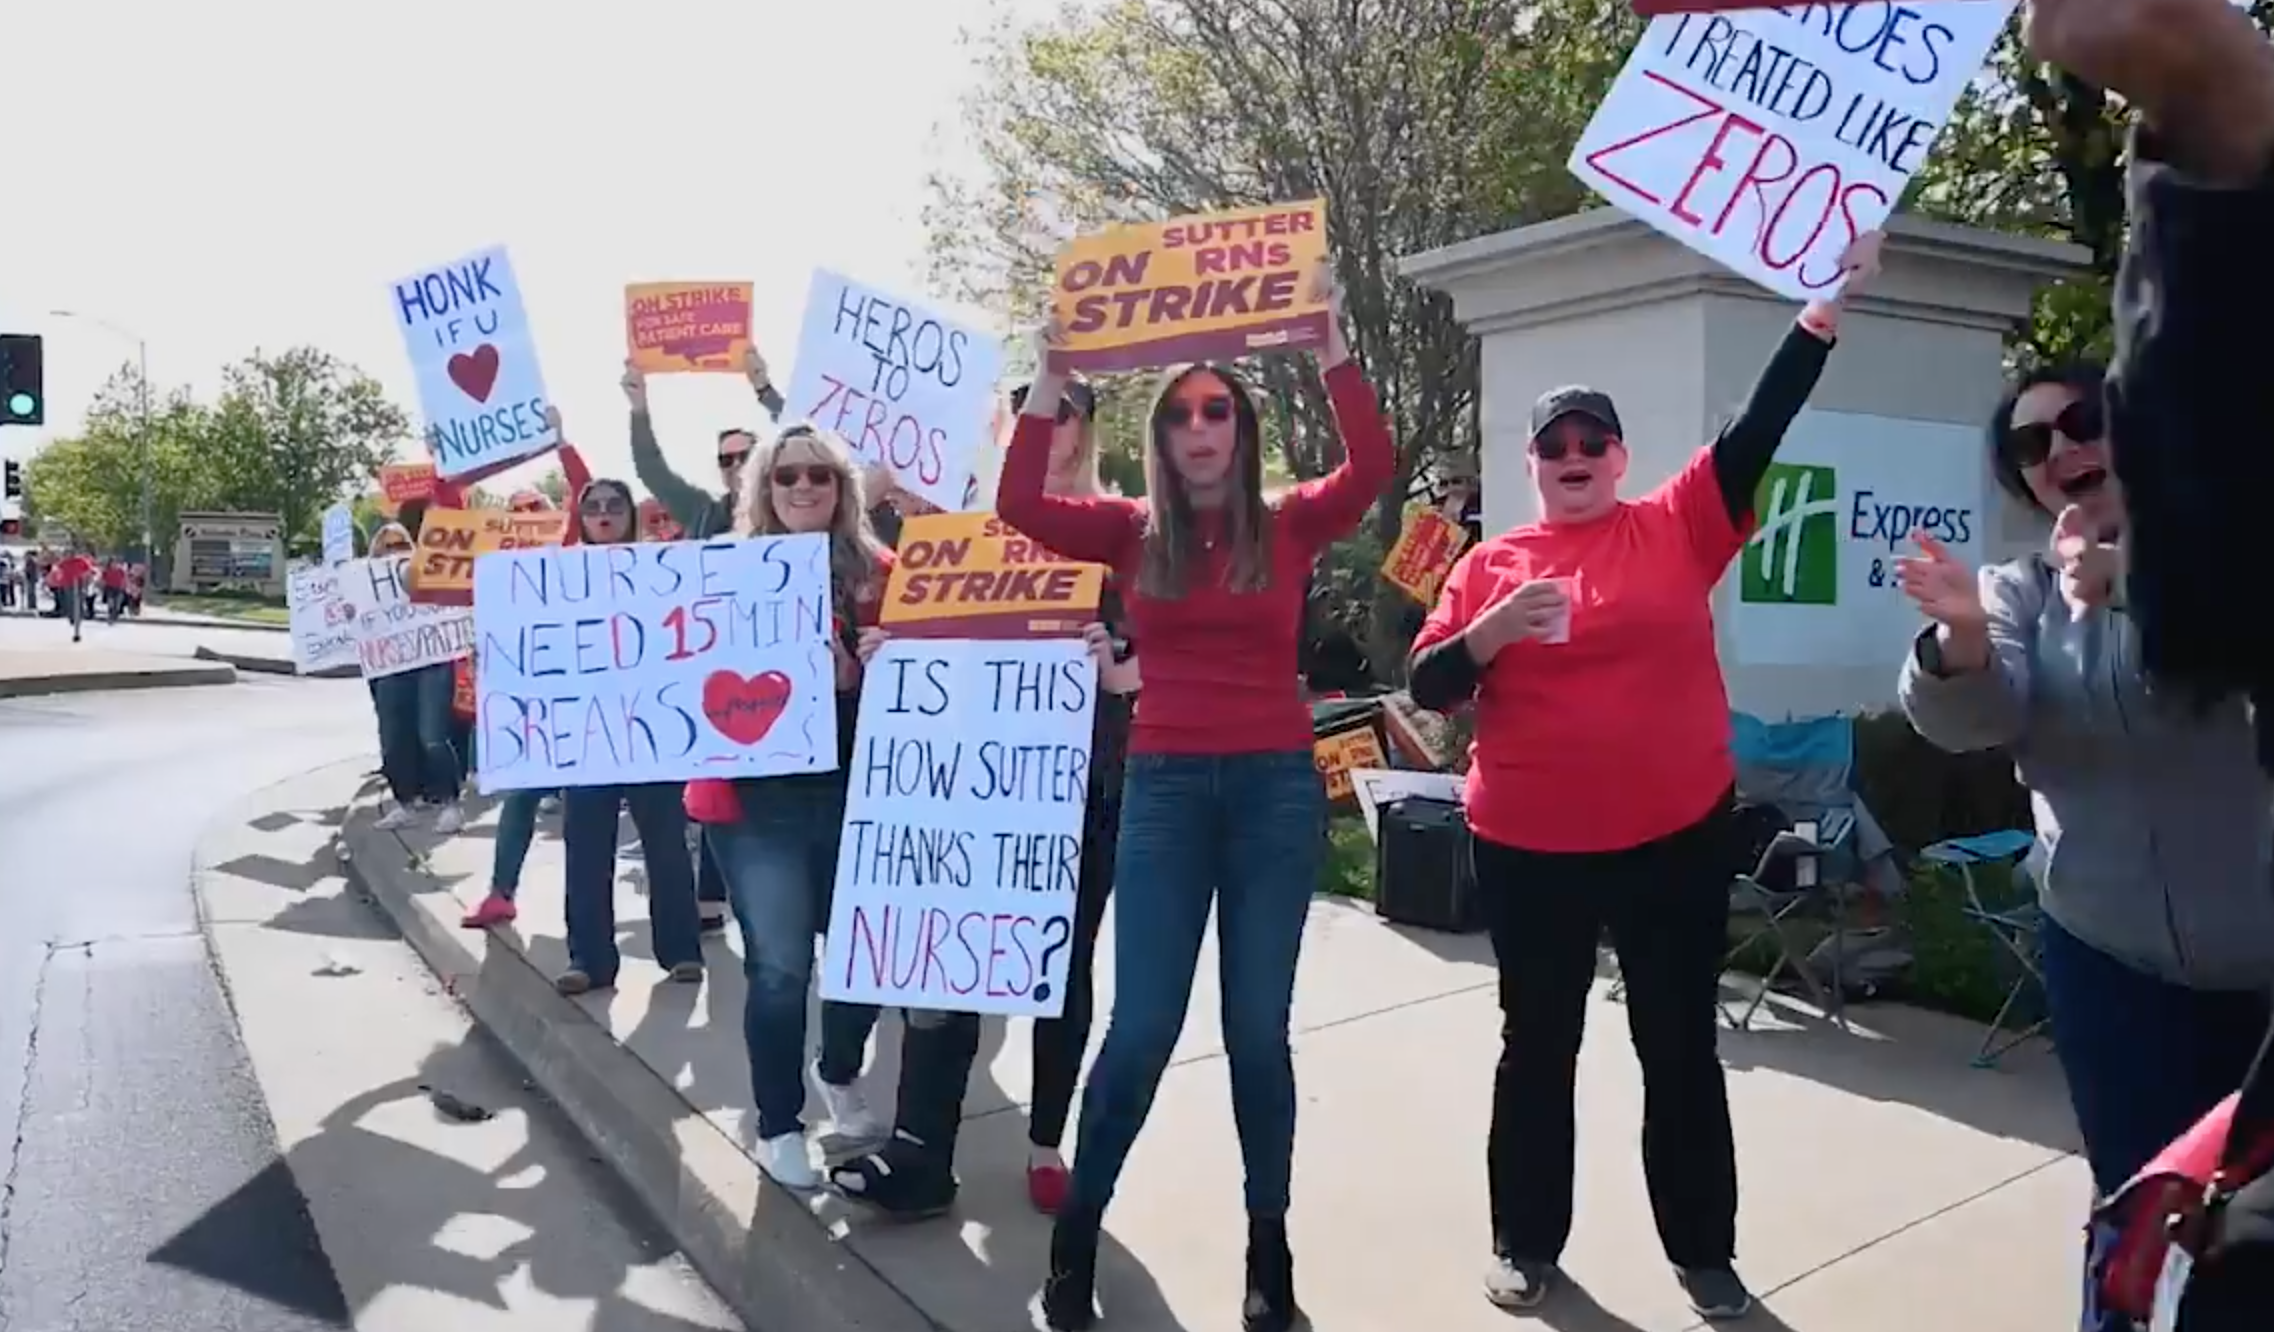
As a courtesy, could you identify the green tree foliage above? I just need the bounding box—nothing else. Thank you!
[21,347,411,560]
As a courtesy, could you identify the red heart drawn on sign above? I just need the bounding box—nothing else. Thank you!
[703,670,793,746]
[447,344,501,402]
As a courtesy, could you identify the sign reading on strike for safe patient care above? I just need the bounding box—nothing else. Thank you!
[819,637,1097,1018]
[781,271,1001,514]
[408,506,570,605]
[882,512,1103,639]
[1568,3,2012,300]
[347,555,475,679]
[469,534,837,792]
[624,282,754,374]
[1050,200,1330,373]
[391,244,560,480]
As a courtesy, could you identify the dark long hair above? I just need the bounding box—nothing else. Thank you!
[1986,361,2107,513]
[1138,364,1271,599]
[577,478,638,545]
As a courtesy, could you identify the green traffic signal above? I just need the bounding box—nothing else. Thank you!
[4,392,30,418]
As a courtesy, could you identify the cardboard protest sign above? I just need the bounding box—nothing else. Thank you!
[407,506,571,605]
[469,534,838,792]
[781,271,1002,514]
[391,244,559,479]
[819,637,1097,1017]
[1049,200,1331,374]
[379,462,437,506]
[881,512,1103,639]
[345,555,474,679]
[320,503,355,566]
[1381,508,1469,604]
[286,563,360,674]
[1312,714,1388,809]
[1568,5,2011,300]
[624,282,754,374]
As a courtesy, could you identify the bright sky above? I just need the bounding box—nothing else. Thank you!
[0,0,1057,502]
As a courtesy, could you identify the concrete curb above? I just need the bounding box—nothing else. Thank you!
[0,607,290,633]
[333,775,940,1332]
[0,662,238,698]
[192,645,358,678]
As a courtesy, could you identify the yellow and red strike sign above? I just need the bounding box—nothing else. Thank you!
[882,512,1105,639]
[379,462,437,508]
[1380,508,1470,605]
[408,507,571,605]
[1313,719,1388,808]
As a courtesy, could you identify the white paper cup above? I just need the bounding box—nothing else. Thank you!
[1539,576,1578,645]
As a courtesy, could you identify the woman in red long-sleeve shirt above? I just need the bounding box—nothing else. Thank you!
[1002,267,1393,1332]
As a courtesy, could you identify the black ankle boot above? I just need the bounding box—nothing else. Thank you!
[1242,1215,1301,1331]
[1040,1214,1100,1330]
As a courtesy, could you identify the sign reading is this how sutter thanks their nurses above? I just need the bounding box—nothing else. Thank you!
[881,512,1103,639]
[1050,200,1331,374]
[1568,3,2011,300]
[392,244,560,480]
[819,637,1098,1019]
[470,535,838,792]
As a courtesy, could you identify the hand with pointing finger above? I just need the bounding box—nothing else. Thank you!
[2051,505,2124,621]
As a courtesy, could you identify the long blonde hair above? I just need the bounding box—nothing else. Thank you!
[734,424,889,604]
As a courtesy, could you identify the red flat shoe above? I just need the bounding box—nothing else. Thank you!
[1027,1160,1070,1215]
[461,892,517,929]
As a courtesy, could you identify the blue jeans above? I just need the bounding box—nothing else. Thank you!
[2041,916,2269,1196]
[561,783,702,984]
[1065,751,1325,1220]
[489,789,547,898]
[373,663,459,805]
[697,828,728,908]
[711,779,880,1140]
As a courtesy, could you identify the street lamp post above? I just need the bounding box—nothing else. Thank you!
[48,310,153,563]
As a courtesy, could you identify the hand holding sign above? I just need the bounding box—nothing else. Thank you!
[2050,504,2124,620]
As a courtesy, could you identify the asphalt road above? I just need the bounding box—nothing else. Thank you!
[0,605,296,663]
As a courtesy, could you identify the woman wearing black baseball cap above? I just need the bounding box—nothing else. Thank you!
[1407,233,1883,1321]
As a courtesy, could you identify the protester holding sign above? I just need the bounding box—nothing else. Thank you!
[355,529,472,835]
[547,477,709,996]
[1004,261,1388,1332]
[624,345,783,539]
[1405,232,1881,1321]
[826,375,1141,1222]
[692,423,892,1190]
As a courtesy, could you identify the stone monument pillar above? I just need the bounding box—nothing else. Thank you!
[1400,207,2088,717]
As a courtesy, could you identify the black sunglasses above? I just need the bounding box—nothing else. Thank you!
[580,495,630,517]
[772,464,836,488]
[717,449,749,469]
[1532,429,1614,462]
[1161,396,1235,428]
[2005,396,2104,469]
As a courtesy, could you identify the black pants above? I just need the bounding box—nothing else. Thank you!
[1474,799,1738,1269]
[889,793,1119,1161]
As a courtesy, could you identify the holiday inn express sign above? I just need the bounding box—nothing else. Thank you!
[1728,409,1983,668]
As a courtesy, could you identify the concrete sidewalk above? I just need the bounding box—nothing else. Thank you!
[0,645,237,697]
[332,764,2091,1332]
[0,603,289,633]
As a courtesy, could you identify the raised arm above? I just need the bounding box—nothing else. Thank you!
[745,345,787,420]
[1277,275,1395,547]
[999,337,1142,566]
[1896,549,2040,754]
[620,359,721,532]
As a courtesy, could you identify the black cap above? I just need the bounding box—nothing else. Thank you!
[1010,378,1097,419]
[1529,386,1622,440]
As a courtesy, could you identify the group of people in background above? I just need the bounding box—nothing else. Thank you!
[0,546,143,637]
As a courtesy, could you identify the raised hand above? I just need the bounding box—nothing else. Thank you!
[1893,532,1987,635]
[743,344,772,391]
[1310,255,1351,370]
[619,359,648,413]
[2050,504,2123,620]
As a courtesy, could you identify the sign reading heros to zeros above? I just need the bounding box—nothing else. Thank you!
[1050,200,1331,374]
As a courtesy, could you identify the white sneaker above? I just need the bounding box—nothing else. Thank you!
[755,1130,819,1190]
[433,802,466,835]
[374,803,415,831]
[538,795,561,815]
[812,1062,888,1143]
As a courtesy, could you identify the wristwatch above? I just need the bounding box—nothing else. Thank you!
[1915,628,1951,679]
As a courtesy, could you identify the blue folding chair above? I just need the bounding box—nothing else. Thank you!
[1919,829,2044,1068]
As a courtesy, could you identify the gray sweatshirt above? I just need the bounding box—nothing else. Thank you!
[1898,554,2274,991]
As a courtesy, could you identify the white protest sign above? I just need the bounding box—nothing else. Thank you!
[286,562,360,675]
[819,637,1096,1017]
[391,244,559,480]
[1569,3,2013,300]
[781,270,1003,512]
[470,535,838,792]
[320,503,355,566]
[346,555,474,679]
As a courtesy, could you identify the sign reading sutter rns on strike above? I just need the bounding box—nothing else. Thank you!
[881,512,1104,640]
[1049,200,1330,374]
[407,507,570,605]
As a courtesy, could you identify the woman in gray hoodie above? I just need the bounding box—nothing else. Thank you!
[1895,361,2274,1206]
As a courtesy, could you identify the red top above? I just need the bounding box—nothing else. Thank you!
[101,562,126,588]
[997,362,1394,755]
[49,555,93,587]
[429,444,590,544]
[1413,449,1746,853]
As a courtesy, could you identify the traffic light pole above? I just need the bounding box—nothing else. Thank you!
[137,337,151,565]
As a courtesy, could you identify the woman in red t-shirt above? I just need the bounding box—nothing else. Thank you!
[1404,233,1882,1322]
[1004,267,1392,1332]
[692,423,892,1192]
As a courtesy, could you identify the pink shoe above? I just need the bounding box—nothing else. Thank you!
[1027,1160,1070,1215]
[461,892,517,929]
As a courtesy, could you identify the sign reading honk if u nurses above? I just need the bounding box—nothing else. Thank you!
[391,245,560,480]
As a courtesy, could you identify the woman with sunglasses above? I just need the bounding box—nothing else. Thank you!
[551,477,708,996]
[1406,232,1882,1322]
[1005,265,1389,1332]
[687,424,892,1190]
[827,374,1142,1223]
[1895,364,2274,1248]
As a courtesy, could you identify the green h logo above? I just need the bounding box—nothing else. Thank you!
[1742,463,1839,605]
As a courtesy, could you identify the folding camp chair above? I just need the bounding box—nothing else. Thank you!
[1919,829,2043,1068]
